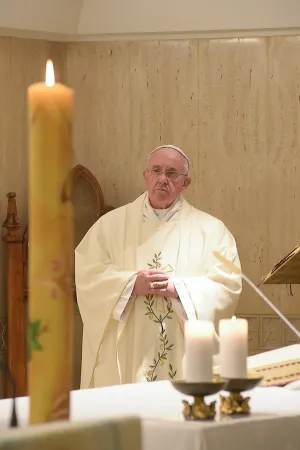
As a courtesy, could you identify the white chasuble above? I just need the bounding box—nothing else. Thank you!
[75,193,242,389]
[115,219,185,385]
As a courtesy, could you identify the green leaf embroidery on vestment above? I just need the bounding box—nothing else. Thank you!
[145,253,177,382]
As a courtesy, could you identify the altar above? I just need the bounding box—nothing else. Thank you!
[0,377,300,450]
[0,345,298,448]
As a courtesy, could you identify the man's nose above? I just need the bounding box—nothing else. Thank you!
[157,172,168,181]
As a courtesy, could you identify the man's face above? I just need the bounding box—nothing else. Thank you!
[143,148,191,209]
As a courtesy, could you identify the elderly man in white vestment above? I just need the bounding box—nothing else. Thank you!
[75,145,242,389]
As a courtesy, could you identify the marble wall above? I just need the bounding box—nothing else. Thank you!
[65,36,300,354]
[0,36,300,374]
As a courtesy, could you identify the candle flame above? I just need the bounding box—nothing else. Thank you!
[45,60,55,87]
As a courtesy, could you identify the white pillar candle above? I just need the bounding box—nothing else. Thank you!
[219,317,248,379]
[184,320,213,383]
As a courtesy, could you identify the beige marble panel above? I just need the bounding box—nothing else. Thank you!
[158,40,199,207]
[49,42,67,84]
[283,317,300,346]
[198,38,269,314]
[239,315,259,350]
[129,41,160,198]
[261,316,282,350]
[66,44,90,191]
[67,42,131,207]
[67,44,100,176]
[8,38,66,223]
[0,38,66,314]
[237,313,300,353]
[267,36,300,315]
[95,42,131,206]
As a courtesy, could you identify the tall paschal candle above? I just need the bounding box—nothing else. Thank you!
[28,60,74,424]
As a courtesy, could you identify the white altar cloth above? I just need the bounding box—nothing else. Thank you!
[0,381,300,450]
[247,344,300,369]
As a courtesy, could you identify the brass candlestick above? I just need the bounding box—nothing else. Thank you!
[220,376,262,416]
[172,378,226,421]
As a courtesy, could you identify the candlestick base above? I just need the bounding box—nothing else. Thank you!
[171,378,226,421]
[182,396,217,421]
[219,376,262,416]
[220,392,251,415]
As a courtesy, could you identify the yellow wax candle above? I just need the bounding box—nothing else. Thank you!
[28,60,74,424]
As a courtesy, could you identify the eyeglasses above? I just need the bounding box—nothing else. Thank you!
[148,168,187,181]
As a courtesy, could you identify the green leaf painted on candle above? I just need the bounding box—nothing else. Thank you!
[27,320,44,360]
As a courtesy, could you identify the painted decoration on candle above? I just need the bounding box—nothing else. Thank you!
[27,60,74,424]
[27,320,45,360]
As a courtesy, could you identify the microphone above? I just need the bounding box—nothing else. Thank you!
[0,362,18,427]
[213,251,300,340]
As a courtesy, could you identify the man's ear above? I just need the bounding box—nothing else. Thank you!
[143,169,148,188]
[183,176,191,189]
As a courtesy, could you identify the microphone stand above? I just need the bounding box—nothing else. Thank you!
[0,362,18,427]
[242,273,300,339]
[213,251,300,340]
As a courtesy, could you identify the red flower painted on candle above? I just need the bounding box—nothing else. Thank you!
[50,287,58,299]
[48,257,73,301]
[51,260,61,274]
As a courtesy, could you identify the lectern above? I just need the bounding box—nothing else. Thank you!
[259,244,300,285]
[249,244,300,387]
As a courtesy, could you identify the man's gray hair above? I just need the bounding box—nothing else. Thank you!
[146,145,189,174]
